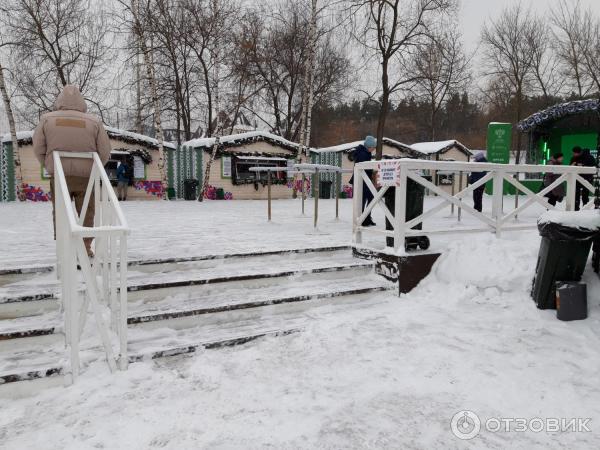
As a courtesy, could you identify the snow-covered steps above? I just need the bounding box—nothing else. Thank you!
[0,247,359,307]
[0,289,390,385]
[0,271,388,343]
[0,245,351,287]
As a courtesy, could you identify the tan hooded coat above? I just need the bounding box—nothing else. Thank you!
[33,85,111,178]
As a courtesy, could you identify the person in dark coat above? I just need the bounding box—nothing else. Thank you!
[116,158,132,201]
[351,135,377,226]
[571,147,596,210]
[543,153,565,207]
[469,152,487,212]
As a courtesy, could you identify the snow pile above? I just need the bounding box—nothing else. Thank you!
[538,210,600,231]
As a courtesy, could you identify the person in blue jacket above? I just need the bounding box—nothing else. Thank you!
[116,158,132,201]
[469,152,487,212]
[351,135,377,226]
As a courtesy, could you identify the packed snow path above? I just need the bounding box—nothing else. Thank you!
[1,199,600,448]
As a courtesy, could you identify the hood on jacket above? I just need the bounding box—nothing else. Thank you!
[53,85,88,113]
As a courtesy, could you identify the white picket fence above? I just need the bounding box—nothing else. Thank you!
[54,152,129,382]
[352,159,597,252]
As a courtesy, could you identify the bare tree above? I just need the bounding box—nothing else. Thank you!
[234,1,348,141]
[580,13,600,95]
[126,0,168,197]
[481,4,537,164]
[551,0,592,98]
[529,16,564,104]
[412,27,470,140]
[354,0,455,160]
[2,0,111,120]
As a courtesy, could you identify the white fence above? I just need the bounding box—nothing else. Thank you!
[54,152,129,382]
[352,159,597,252]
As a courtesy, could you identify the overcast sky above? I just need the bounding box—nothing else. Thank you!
[460,0,600,55]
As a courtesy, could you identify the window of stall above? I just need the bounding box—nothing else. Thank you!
[232,156,290,184]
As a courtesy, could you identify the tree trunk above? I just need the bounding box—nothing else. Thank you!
[0,62,24,201]
[515,85,523,164]
[135,50,143,134]
[132,0,168,199]
[303,0,318,152]
[375,60,389,161]
[199,52,220,202]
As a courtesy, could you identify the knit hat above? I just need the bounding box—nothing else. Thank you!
[364,135,377,148]
[474,152,486,162]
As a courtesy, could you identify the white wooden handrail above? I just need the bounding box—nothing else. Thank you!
[352,159,598,253]
[53,151,129,383]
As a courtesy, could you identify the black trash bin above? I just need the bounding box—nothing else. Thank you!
[320,180,332,199]
[183,179,199,200]
[384,177,430,251]
[531,212,600,309]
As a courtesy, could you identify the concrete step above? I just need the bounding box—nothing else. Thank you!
[0,290,390,386]
[0,270,389,346]
[0,259,374,320]
[0,245,350,286]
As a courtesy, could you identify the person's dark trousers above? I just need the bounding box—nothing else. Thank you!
[473,186,485,212]
[546,193,557,207]
[362,183,374,224]
[575,177,592,210]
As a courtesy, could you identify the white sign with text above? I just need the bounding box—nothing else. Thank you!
[376,160,401,186]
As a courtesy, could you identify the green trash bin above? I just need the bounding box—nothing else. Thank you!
[531,212,600,309]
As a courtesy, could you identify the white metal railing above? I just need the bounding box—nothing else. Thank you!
[53,151,129,383]
[352,159,597,252]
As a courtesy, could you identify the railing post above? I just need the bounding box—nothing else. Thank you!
[394,164,407,253]
[492,170,504,236]
[458,171,463,222]
[119,232,128,371]
[352,166,363,244]
[566,171,576,211]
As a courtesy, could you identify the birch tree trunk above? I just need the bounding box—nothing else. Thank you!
[131,0,168,199]
[198,50,220,202]
[0,62,24,201]
[303,0,318,152]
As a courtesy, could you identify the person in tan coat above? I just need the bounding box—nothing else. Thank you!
[33,85,112,256]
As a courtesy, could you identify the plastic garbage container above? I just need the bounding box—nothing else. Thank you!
[167,187,176,200]
[384,177,430,251]
[320,180,332,199]
[556,282,587,321]
[183,179,199,200]
[531,211,600,309]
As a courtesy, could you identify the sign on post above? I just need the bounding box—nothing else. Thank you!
[486,122,512,195]
[487,123,512,164]
[376,160,400,186]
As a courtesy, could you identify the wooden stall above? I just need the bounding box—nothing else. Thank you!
[180,131,302,200]
[0,127,175,202]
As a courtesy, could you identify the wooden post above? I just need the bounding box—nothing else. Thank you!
[314,169,319,228]
[267,170,272,221]
[335,171,340,220]
[458,171,463,222]
[301,173,306,215]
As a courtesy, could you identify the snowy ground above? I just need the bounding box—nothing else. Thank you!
[2,198,600,449]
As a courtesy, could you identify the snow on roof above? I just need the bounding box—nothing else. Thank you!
[183,130,301,152]
[312,138,414,154]
[311,141,362,153]
[105,126,176,150]
[409,139,472,156]
[1,130,34,144]
[2,127,176,150]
